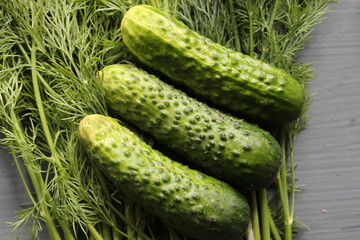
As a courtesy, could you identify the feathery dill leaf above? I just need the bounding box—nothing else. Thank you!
[1,0,333,239]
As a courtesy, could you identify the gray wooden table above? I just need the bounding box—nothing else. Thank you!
[1,1,360,239]
[294,0,360,239]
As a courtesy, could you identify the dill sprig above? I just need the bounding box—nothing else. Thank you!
[1,0,333,239]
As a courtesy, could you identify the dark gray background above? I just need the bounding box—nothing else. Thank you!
[1,0,359,239]
[294,0,360,239]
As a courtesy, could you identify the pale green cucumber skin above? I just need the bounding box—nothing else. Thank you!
[121,5,305,123]
[79,114,250,240]
[99,64,281,189]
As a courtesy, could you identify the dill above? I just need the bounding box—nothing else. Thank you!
[0,0,333,239]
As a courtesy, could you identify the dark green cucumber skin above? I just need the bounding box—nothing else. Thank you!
[98,64,281,189]
[79,114,250,240]
[121,5,305,124]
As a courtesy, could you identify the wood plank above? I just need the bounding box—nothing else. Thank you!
[294,0,360,239]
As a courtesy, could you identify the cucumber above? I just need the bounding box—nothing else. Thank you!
[98,64,281,189]
[121,5,305,123]
[79,114,250,240]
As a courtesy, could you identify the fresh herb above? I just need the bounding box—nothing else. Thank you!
[0,0,333,239]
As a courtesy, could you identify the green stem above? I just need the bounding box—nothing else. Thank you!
[289,142,296,222]
[248,9,254,58]
[11,152,37,205]
[268,0,281,31]
[250,191,261,240]
[261,0,281,60]
[105,200,152,240]
[30,27,76,240]
[149,0,158,7]
[228,0,241,52]
[164,0,169,10]
[31,31,61,169]
[247,6,259,238]
[88,224,104,240]
[17,158,58,240]
[101,223,112,240]
[29,2,92,239]
[172,0,178,14]
[125,204,135,239]
[278,129,293,240]
[12,154,37,205]
[269,212,282,240]
[29,2,107,238]
[259,189,270,240]
[96,168,121,240]
[34,174,63,240]
[9,106,65,240]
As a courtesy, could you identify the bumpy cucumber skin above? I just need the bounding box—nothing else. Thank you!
[98,64,281,189]
[121,5,305,123]
[79,114,250,240]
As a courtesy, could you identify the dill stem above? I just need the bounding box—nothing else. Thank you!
[260,0,281,60]
[101,223,112,240]
[172,0,178,13]
[250,191,261,240]
[28,2,62,173]
[269,0,281,32]
[289,142,296,223]
[278,129,293,240]
[164,0,169,10]
[29,72,65,240]
[34,176,63,240]
[246,3,260,239]
[125,204,135,238]
[11,152,36,204]
[149,0,158,7]
[105,200,153,240]
[30,36,76,240]
[228,0,241,52]
[11,146,57,239]
[96,168,121,240]
[27,16,63,237]
[88,224,104,240]
[259,189,271,240]
[269,211,282,240]
[28,3,104,239]
[9,111,37,206]
[248,10,254,58]
[8,103,66,239]
[30,41,60,169]
[18,41,76,239]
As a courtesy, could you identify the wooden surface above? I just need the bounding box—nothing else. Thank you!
[294,0,360,239]
[1,1,360,239]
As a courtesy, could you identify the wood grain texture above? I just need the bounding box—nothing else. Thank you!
[294,0,360,239]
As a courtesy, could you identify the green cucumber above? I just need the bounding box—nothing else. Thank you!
[98,64,281,189]
[79,114,250,240]
[121,5,305,123]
